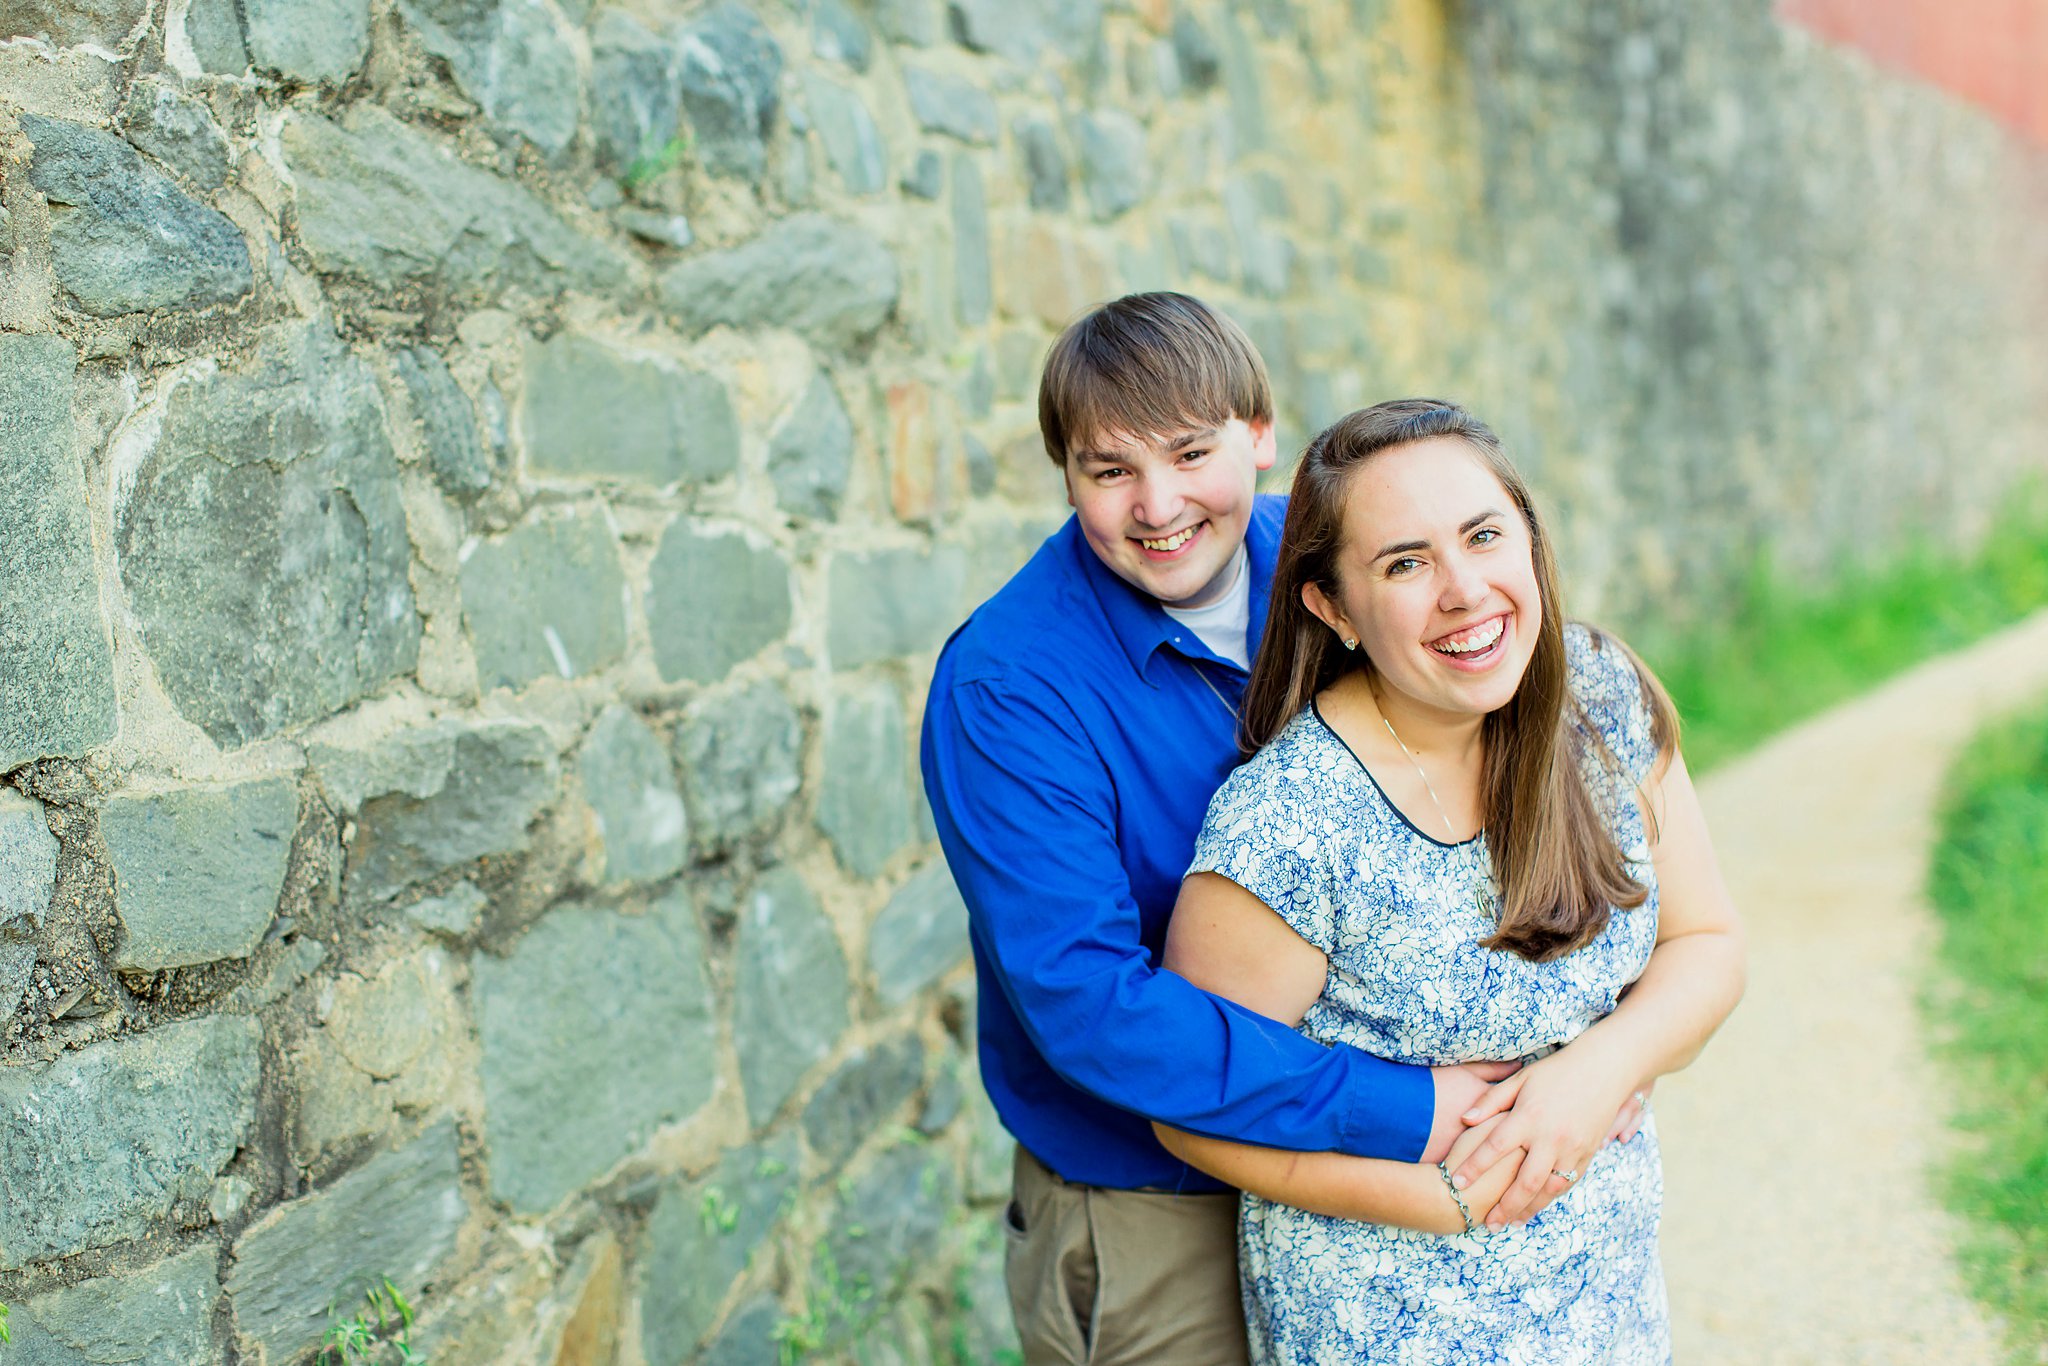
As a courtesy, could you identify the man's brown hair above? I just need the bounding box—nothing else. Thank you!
[1037,292,1275,467]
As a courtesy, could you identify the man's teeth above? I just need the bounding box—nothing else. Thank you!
[1432,618,1505,655]
[1140,526,1198,552]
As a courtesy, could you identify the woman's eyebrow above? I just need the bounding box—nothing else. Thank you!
[1370,509,1507,563]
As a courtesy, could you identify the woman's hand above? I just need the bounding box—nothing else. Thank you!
[1448,1038,1642,1228]
[1433,1114,1525,1232]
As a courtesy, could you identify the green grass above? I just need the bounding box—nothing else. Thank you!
[1924,698,2048,1360]
[1637,497,2048,772]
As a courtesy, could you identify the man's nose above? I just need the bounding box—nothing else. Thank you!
[1130,474,1185,528]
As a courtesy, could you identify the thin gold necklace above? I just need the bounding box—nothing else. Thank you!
[1373,687,1495,921]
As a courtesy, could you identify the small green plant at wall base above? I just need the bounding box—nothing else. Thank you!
[1,1300,11,1344]
[319,1279,425,1366]
[622,133,692,192]
[700,1186,741,1236]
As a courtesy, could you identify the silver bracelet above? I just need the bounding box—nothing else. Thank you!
[1436,1161,1482,1238]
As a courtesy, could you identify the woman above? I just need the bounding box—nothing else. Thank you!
[1154,400,1744,1363]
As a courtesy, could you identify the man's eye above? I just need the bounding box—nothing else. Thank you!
[1178,448,1210,463]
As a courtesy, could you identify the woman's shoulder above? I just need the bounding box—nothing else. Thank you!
[1208,705,1340,806]
[1563,622,1664,781]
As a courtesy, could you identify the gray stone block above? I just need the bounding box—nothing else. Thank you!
[244,0,367,80]
[948,0,1101,66]
[875,0,937,45]
[869,861,969,1004]
[395,347,493,498]
[578,705,687,887]
[0,324,113,779]
[0,1016,261,1268]
[817,680,913,879]
[825,545,968,667]
[675,683,804,857]
[951,150,990,325]
[805,71,887,196]
[102,775,298,971]
[120,79,233,189]
[1170,9,1221,90]
[646,522,793,685]
[0,789,56,934]
[184,0,247,71]
[21,113,250,318]
[398,0,582,156]
[404,880,486,936]
[1,941,34,1022]
[1014,115,1069,211]
[589,10,680,177]
[811,0,872,71]
[522,333,738,485]
[657,213,898,352]
[1216,6,1266,156]
[7,1243,221,1366]
[675,3,783,181]
[637,1132,799,1361]
[702,1294,784,1366]
[117,322,418,750]
[768,370,855,520]
[316,720,557,904]
[227,1122,466,1363]
[903,66,997,146]
[475,895,717,1212]
[900,148,943,200]
[283,105,633,297]
[824,1145,957,1299]
[0,0,148,47]
[802,1035,925,1168]
[1075,110,1148,223]
[460,508,629,690]
[735,867,849,1128]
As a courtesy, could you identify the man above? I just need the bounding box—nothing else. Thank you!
[920,294,1504,1363]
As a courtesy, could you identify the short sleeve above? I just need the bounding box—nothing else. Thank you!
[1188,745,1339,954]
[1566,623,1661,787]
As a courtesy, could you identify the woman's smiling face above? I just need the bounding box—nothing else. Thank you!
[1307,435,1543,724]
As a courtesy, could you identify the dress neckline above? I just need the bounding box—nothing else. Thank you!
[1308,698,1486,851]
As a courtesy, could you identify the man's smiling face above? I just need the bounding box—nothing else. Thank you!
[1063,416,1279,608]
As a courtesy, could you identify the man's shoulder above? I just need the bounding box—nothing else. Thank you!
[934,520,1099,696]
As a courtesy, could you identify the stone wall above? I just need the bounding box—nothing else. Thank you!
[0,0,2043,1361]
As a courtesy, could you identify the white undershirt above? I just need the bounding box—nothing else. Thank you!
[1162,545,1251,670]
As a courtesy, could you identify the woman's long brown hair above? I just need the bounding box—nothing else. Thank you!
[1241,400,1678,961]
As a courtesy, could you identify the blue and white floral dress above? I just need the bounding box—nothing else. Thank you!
[1188,625,1670,1366]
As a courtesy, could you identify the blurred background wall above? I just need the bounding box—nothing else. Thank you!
[0,0,2043,1361]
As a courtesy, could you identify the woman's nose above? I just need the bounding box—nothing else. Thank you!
[1438,554,1486,610]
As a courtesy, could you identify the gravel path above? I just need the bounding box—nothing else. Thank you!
[1658,607,2048,1362]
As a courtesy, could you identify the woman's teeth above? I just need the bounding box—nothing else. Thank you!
[1432,618,1505,655]
[1140,525,1199,552]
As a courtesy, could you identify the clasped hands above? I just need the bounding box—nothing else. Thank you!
[1424,1041,1651,1231]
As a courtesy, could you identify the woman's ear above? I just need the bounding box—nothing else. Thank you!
[1300,581,1352,643]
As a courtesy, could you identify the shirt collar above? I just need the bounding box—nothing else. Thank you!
[1068,497,1283,686]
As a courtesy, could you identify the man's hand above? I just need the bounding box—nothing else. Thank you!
[1449,1042,1643,1228]
[1420,1060,1521,1164]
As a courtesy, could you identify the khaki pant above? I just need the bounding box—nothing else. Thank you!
[1003,1145,1250,1365]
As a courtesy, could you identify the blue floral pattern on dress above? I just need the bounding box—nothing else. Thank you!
[1189,625,1671,1365]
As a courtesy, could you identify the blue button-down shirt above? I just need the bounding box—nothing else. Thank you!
[920,496,1433,1191]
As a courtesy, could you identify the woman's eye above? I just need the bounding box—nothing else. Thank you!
[1471,527,1501,546]
[1387,556,1422,576]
